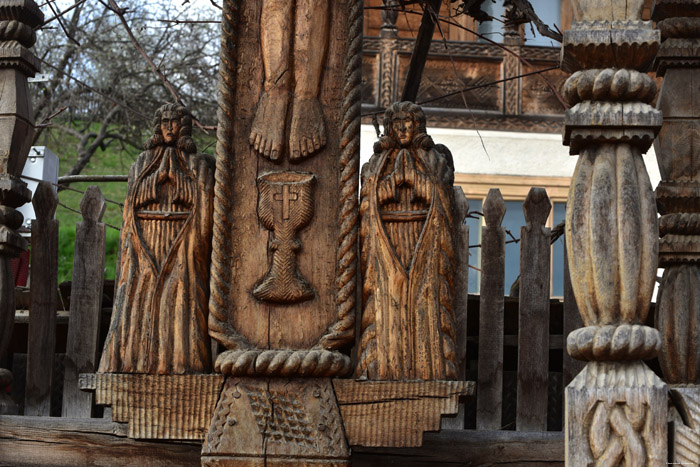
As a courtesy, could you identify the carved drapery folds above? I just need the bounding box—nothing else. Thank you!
[652,0,700,463]
[562,0,667,464]
[356,101,464,381]
[0,0,42,414]
[99,104,215,375]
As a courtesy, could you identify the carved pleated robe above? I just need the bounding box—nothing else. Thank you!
[356,141,458,380]
[99,145,215,374]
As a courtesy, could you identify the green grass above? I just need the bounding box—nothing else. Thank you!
[41,121,217,283]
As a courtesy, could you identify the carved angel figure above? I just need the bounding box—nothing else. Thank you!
[99,104,215,374]
[356,102,459,380]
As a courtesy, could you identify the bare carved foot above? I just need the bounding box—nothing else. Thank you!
[249,89,289,161]
[289,97,326,161]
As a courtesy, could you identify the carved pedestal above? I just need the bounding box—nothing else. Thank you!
[652,0,700,463]
[561,0,667,464]
[202,378,348,466]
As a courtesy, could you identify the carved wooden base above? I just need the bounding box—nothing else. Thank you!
[201,377,349,466]
[565,361,667,465]
[669,386,700,465]
[79,373,224,439]
[333,380,474,448]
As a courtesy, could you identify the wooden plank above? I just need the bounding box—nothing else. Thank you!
[25,183,58,416]
[442,187,469,430]
[62,186,106,418]
[333,380,474,448]
[0,417,563,467]
[476,189,506,430]
[516,187,551,432]
[562,240,584,388]
[80,373,224,440]
[0,415,200,466]
[351,429,564,466]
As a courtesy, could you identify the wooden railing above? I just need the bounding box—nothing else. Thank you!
[6,184,598,445]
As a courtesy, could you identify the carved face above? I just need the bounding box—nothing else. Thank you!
[160,111,181,145]
[391,111,415,147]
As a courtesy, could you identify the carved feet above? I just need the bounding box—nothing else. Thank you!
[249,94,326,161]
[249,89,289,161]
[289,97,326,161]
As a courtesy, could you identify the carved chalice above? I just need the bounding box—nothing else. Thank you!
[253,171,316,304]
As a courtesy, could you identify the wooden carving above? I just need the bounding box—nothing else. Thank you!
[99,103,215,375]
[249,0,329,161]
[253,171,316,303]
[356,101,461,381]
[561,0,668,463]
[652,0,700,463]
[207,0,360,377]
[0,0,42,414]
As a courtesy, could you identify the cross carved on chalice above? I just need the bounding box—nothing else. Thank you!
[253,171,316,304]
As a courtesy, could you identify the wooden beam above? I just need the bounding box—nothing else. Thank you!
[0,416,564,466]
[0,416,201,466]
[401,0,442,102]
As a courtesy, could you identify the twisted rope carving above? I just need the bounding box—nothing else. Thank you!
[567,324,660,361]
[658,17,700,39]
[0,21,34,47]
[317,0,362,351]
[563,69,657,105]
[215,349,352,377]
[660,213,700,236]
[208,0,251,351]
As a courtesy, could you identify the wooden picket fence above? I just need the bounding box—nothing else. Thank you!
[2,182,616,463]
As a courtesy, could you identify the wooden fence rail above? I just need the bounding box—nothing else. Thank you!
[10,185,593,438]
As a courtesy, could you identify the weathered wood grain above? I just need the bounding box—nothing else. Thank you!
[203,378,349,465]
[0,415,201,466]
[207,0,361,366]
[333,379,474,448]
[351,429,564,466]
[356,102,461,381]
[62,187,106,418]
[441,186,469,431]
[476,188,506,431]
[516,188,551,432]
[99,104,215,375]
[0,416,564,467]
[79,373,224,440]
[561,241,583,388]
[25,182,58,416]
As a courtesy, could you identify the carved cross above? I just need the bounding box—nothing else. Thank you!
[274,185,298,220]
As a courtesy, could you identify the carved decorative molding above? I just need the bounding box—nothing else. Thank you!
[562,0,666,463]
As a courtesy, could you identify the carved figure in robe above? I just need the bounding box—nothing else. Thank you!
[356,101,459,381]
[248,0,330,161]
[99,104,215,374]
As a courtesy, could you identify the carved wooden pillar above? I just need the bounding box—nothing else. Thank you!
[653,0,700,463]
[561,0,667,464]
[378,0,400,108]
[503,0,524,116]
[0,0,42,414]
[201,0,361,464]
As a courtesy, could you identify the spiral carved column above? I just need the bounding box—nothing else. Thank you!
[652,0,700,463]
[561,1,667,464]
[0,0,42,414]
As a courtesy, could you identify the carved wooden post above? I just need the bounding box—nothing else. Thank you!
[62,186,106,418]
[653,0,700,463]
[503,1,524,116]
[25,182,58,417]
[378,0,399,109]
[0,0,42,414]
[201,0,362,464]
[561,0,666,463]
